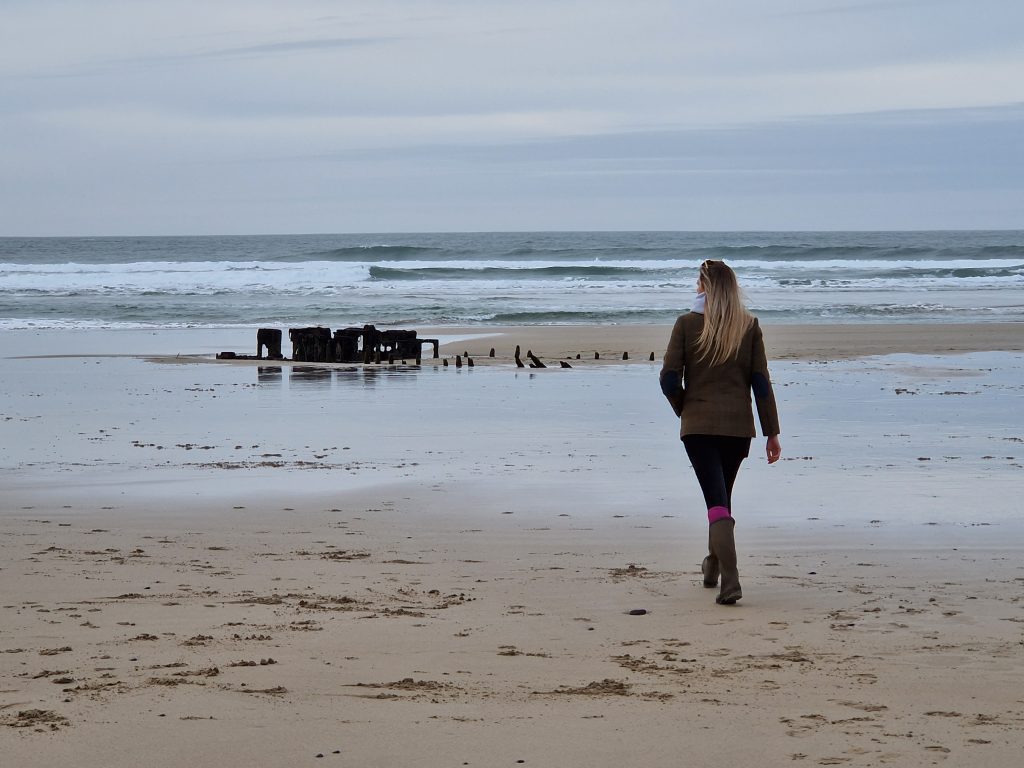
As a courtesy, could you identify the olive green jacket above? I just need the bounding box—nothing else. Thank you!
[660,312,781,438]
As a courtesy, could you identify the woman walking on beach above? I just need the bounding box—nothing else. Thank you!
[660,260,781,605]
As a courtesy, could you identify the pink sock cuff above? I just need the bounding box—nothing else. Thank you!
[708,506,732,524]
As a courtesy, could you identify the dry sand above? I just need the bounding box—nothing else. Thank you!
[428,322,1024,364]
[3,323,1023,767]
[2,493,1022,767]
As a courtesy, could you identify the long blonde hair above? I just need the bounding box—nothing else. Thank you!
[696,260,753,366]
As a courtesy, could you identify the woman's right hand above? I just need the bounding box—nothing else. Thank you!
[766,435,782,464]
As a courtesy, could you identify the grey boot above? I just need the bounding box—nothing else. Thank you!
[709,517,742,605]
[701,529,719,588]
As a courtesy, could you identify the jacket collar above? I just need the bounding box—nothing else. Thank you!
[692,292,706,314]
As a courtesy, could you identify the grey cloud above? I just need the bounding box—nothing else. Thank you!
[770,0,955,18]
[183,36,395,60]
[237,101,1024,224]
[2,1,1022,233]
[10,35,394,81]
[285,101,1024,169]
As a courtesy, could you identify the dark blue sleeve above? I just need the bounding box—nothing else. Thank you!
[748,318,780,436]
[751,371,771,400]
[660,369,682,397]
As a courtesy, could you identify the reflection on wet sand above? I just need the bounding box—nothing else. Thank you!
[256,363,454,390]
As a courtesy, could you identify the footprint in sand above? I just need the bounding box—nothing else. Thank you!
[835,700,887,712]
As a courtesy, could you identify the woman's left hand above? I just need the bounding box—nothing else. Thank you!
[766,435,782,464]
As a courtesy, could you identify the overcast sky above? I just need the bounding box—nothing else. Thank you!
[2,0,1022,235]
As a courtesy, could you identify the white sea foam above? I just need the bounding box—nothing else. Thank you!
[1,232,1021,327]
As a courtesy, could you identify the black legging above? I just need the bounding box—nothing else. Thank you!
[682,434,752,511]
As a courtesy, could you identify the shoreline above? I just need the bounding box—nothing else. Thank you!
[6,321,1012,366]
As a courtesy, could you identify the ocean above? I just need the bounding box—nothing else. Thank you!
[1,231,1021,330]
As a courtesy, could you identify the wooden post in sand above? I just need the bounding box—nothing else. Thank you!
[527,350,546,369]
[257,328,283,360]
[514,345,525,368]
[489,348,495,358]
[649,352,655,361]
[622,352,629,360]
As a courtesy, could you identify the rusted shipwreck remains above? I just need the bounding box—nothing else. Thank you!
[217,325,439,364]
